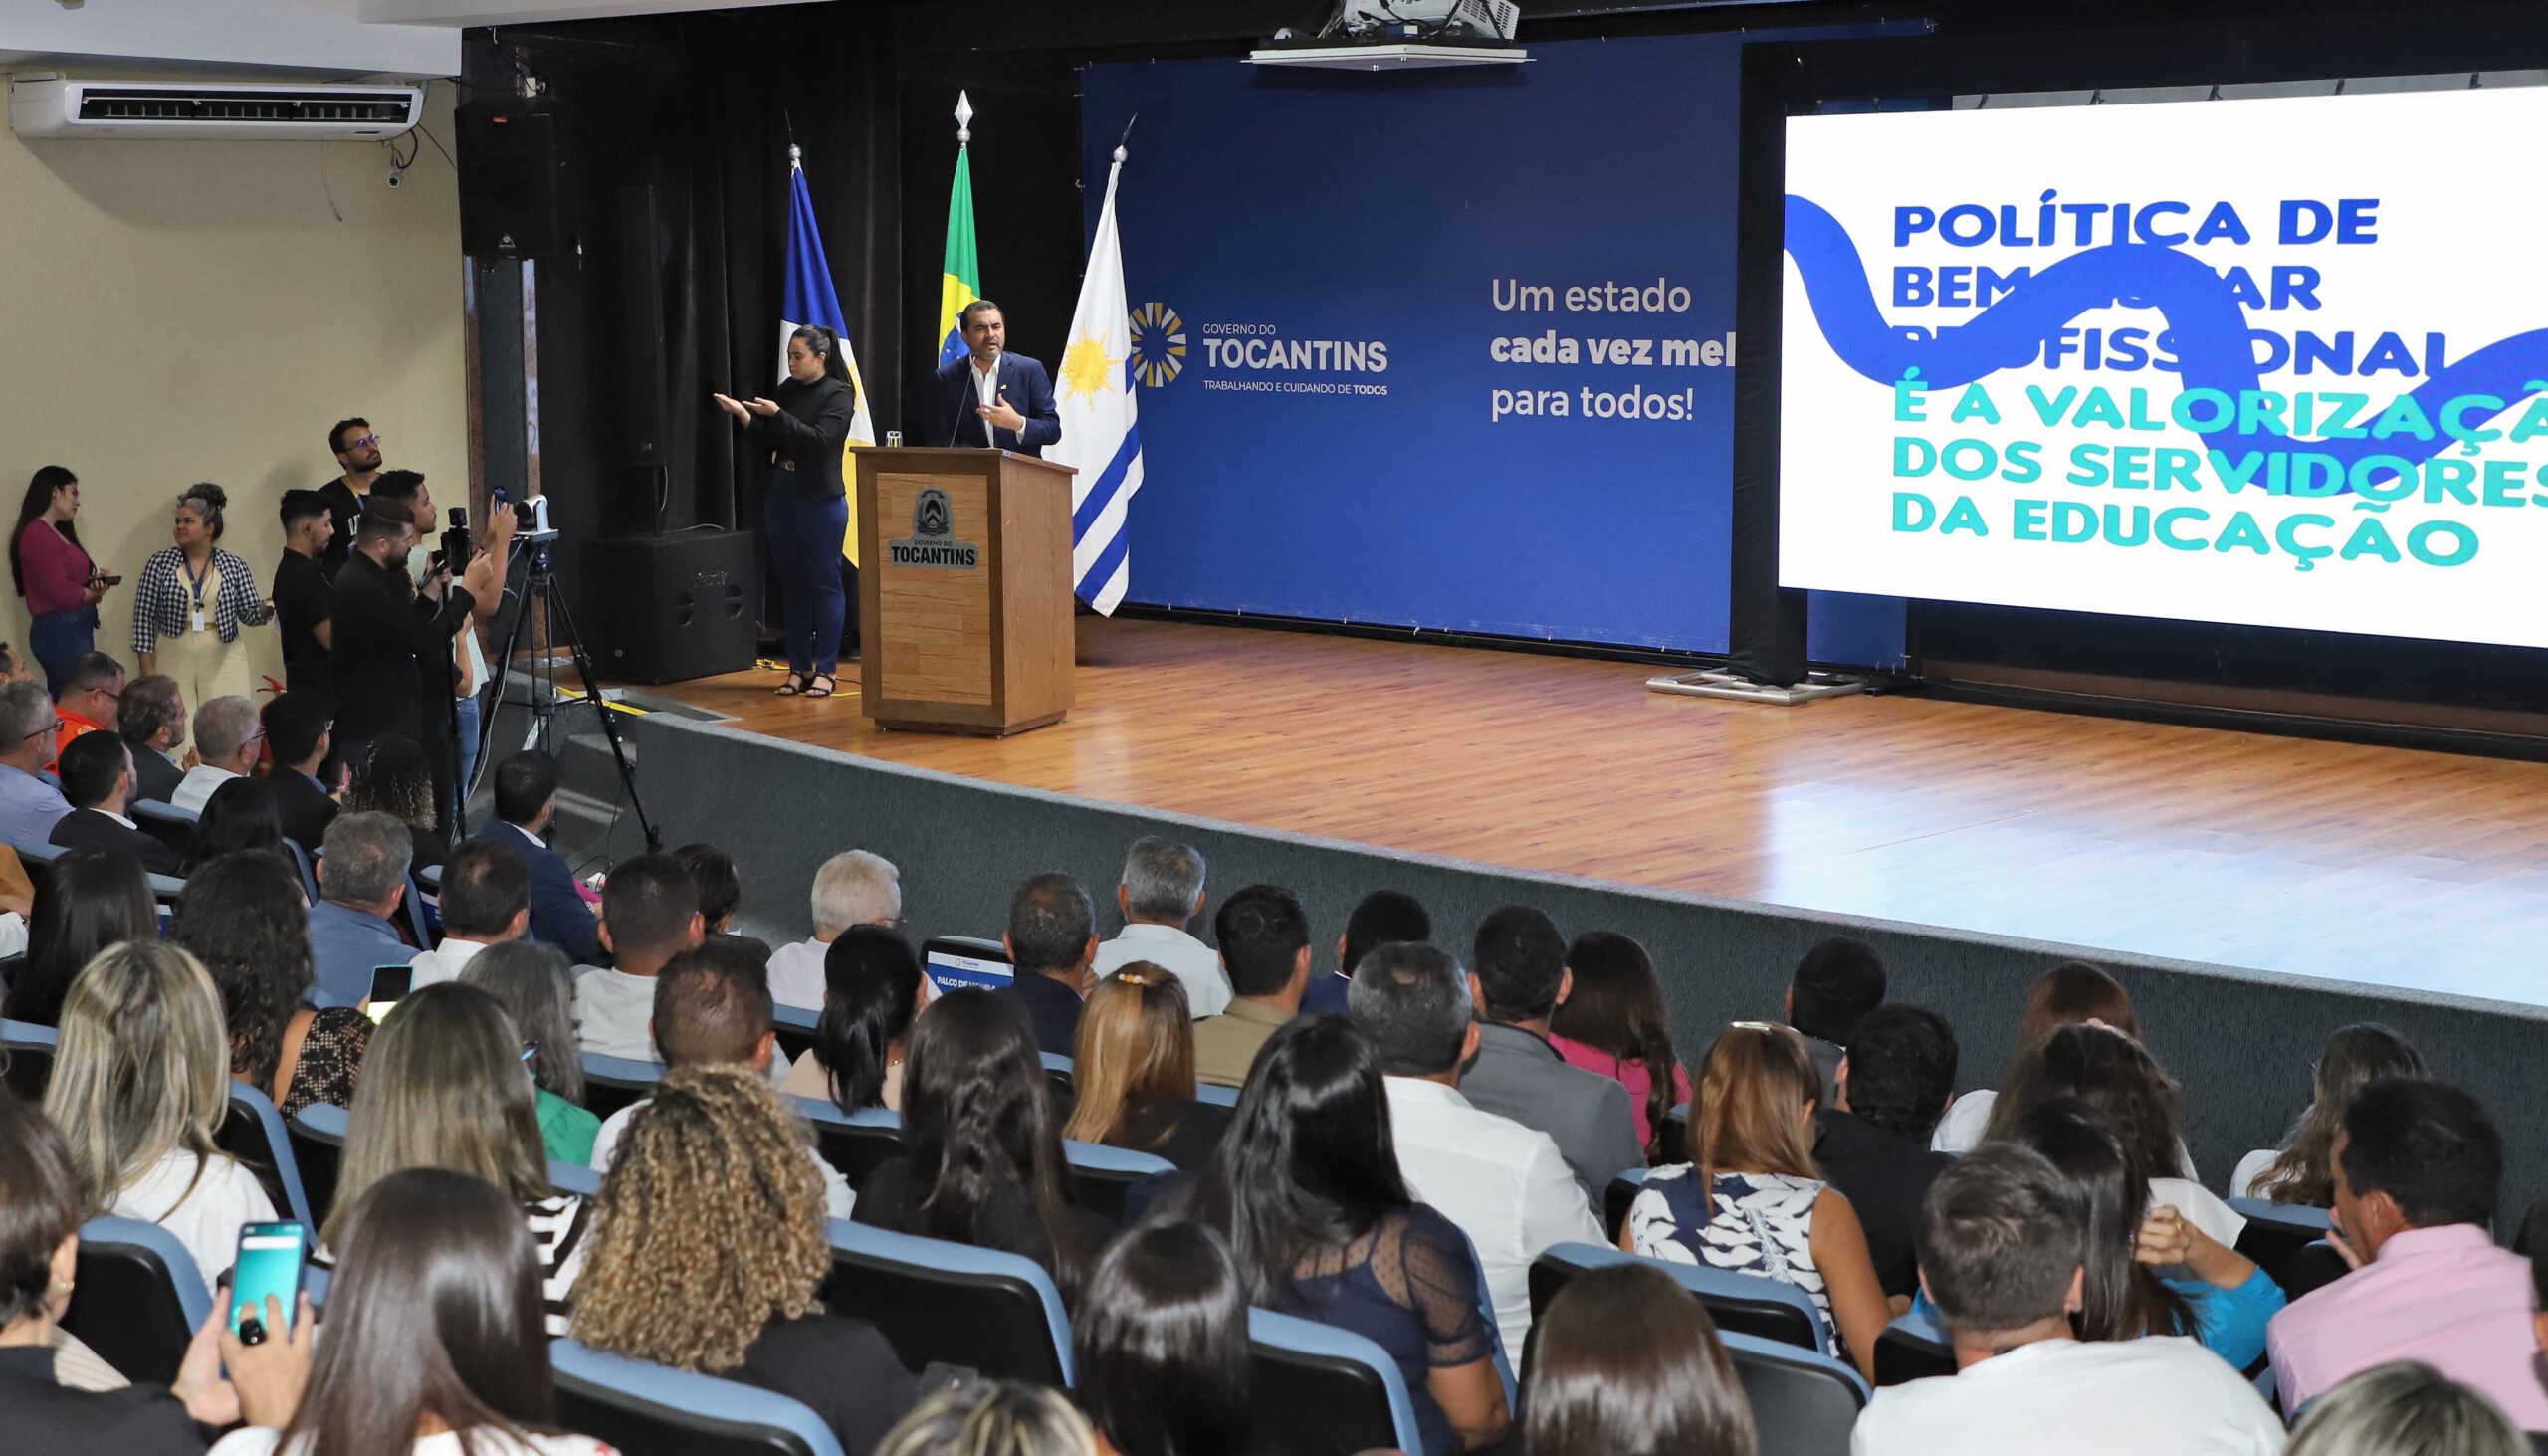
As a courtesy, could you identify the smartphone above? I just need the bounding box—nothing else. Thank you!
[366,963,413,1024]
[228,1222,308,1338]
[922,936,1014,995]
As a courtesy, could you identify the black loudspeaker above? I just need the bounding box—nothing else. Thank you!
[579,531,758,684]
[456,101,566,259]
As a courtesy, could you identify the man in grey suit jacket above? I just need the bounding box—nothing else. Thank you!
[1459,906,1643,1208]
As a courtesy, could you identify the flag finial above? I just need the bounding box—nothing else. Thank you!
[955,90,973,145]
[787,143,801,164]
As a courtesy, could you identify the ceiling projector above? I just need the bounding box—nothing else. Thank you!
[1329,0,1521,43]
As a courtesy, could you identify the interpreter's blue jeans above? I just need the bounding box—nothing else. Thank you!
[28,607,96,697]
[764,485,849,677]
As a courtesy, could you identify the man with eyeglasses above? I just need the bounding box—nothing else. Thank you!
[316,417,384,576]
[0,679,72,847]
[44,651,122,772]
[170,694,264,814]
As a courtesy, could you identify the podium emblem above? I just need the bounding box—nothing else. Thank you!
[915,488,953,537]
[889,487,980,569]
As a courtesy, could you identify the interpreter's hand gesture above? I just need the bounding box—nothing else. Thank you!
[744,396,781,417]
[711,392,752,422]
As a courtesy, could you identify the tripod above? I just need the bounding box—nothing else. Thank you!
[478,536,660,855]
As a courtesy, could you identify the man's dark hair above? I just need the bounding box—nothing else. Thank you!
[1471,905,1566,1023]
[114,674,184,749]
[1347,941,1471,1076]
[55,729,128,810]
[600,854,698,961]
[492,750,559,828]
[260,691,331,768]
[1341,890,1430,978]
[1214,884,1310,999]
[959,299,1003,327]
[653,937,774,1069]
[1006,872,1095,976]
[2338,1077,2501,1231]
[1790,936,1886,1046]
[1846,1004,1960,1143]
[328,417,371,456]
[439,840,530,941]
[673,842,741,929]
[1917,1144,2084,1335]
[59,652,123,699]
[353,505,413,545]
[280,489,331,530]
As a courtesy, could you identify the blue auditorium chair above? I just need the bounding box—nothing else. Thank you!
[1040,1049,1074,1102]
[1604,1165,1648,1240]
[62,1215,212,1386]
[1243,1306,1424,1456]
[820,1219,1073,1386]
[771,1000,818,1064]
[786,1096,906,1188]
[1722,1329,1869,1456]
[1060,1139,1175,1225]
[217,1079,315,1229]
[1873,1304,1955,1385]
[1528,1240,1830,1353]
[287,1100,349,1225]
[1193,1080,1239,1108]
[579,1052,666,1119]
[2,1016,57,1100]
[551,1340,845,1456]
[548,1159,602,1197]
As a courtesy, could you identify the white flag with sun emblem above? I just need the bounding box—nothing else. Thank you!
[1050,145,1143,615]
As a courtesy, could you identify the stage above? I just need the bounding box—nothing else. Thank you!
[648,616,2548,1009]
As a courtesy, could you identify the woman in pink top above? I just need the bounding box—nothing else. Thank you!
[8,466,114,694]
[1550,931,1693,1158]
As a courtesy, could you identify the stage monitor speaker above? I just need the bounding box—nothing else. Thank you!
[456,101,566,259]
[580,531,759,684]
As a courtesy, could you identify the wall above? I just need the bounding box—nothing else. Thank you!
[0,82,469,692]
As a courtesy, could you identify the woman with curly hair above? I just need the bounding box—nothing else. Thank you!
[129,484,272,717]
[572,1064,917,1450]
[344,732,447,875]
[172,851,368,1115]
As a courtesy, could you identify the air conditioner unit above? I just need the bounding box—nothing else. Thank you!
[9,75,423,141]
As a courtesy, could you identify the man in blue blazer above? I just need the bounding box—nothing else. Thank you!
[470,748,600,965]
[932,300,1062,456]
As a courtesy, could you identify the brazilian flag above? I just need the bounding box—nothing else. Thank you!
[937,147,979,367]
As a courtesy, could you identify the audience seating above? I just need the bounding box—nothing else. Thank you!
[8,836,186,903]
[580,1052,667,1119]
[283,839,319,904]
[1658,1101,1690,1163]
[2228,1196,2349,1299]
[1192,1080,1239,1108]
[1529,1241,1830,1353]
[61,1214,212,1386]
[549,1159,602,1198]
[785,1096,907,1188]
[820,1218,1073,1386]
[1242,1306,1424,1456]
[1604,1166,1647,1240]
[1722,1329,1870,1456]
[1040,1050,1074,1104]
[130,798,195,858]
[286,1100,349,1225]
[217,1080,316,1229]
[551,1339,847,1456]
[771,1001,817,1065]
[1873,1306,1955,1386]
[2,1017,57,1101]
[1059,1139,1177,1226]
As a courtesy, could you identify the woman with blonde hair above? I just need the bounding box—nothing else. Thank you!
[329,982,587,1332]
[2283,1362,2530,1456]
[876,1380,1098,1456]
[44,941,276,1298]
[1622,1021,1890,1379]
[1060,963,1232,1170]
[1932,960,2138,1153]
[572,1064,916,1451]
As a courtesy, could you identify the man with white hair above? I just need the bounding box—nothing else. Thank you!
[1093,835,1230,1017]
[170,695,263,813]
[767,849,903,1009]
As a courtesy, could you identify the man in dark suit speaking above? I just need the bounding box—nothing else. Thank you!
[932,300,1062,456]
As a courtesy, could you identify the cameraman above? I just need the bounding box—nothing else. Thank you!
[329,499,507,789]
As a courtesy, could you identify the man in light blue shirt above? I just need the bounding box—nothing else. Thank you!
[0,679,71,850]
[307,809,414,1009]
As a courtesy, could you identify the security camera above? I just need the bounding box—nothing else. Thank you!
[386,166,403,189]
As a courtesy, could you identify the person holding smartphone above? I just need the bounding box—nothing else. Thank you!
[7,466,116,696]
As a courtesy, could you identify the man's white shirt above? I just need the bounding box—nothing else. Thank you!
[1093,922,1233,1018]
[1849,1336,2284,1456]
[409,936,494,989]
[171,764,242,814]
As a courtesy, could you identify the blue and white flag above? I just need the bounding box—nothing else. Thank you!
[779,147,876,560]
[1050,145,1143,615]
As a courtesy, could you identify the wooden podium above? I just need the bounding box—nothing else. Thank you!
[855,447,1078,735]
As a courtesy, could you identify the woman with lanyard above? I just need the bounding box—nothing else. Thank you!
[132,484,273,742]
[714,323,856,699]
[8,466,117,695]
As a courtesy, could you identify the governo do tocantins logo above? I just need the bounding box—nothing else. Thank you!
[1129,302,1186,387]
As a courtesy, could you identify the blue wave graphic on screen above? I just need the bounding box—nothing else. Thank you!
[1783,194,2548,477]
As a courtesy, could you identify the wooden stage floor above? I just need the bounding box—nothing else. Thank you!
[649,616,2548,1006]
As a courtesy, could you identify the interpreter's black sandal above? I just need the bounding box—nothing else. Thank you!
[775,672,805,697]
[804,673,837,699]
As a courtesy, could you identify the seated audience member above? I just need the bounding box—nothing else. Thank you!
[463,939,599,1164]
[672,842,743,936]
[1000,871,1100,1058]
[0,847,153,1026]
[1352,941,1602,1367]
[2232,1022,2426,1204]
[1524,1262,1758,1456]
[766,848,902,1010]
[571,1065,918,1451]
[1074,1223,1251,1456]
[853,988,1108,1295]
[473,750,598,963]
[1191,883,1312,1088]
[1625,1021,1890,1379]
[1984,1023,2236,1243]
[1463,906,1640,1203]
[2267,1077,2548,1428]
[176,852,370,1115]
[0,679,73,845]
[307,811,415,1010]
[877,1381,1100,1456]
[1815,1002,1958,1304]
[46,728,175,871]
[206,1166,613,1456]
[46,942,275,1296]
[1173,1014,1508,1455]
[781,924,926,1113]
[47,651,121,763]
[0,1094,296,1450]
[1301,886,1429,1017]
[1783,936,1885,1104]
[1549,930,1691,1158]
[1061,963,1233,1170]
[1093,836,1230,1018]
[2285,1362,2532,1456]
[327,982,589,1332]
[412,840,531,987]
[1851,1144,2284,1456]
[178,778,290,879]
[344,733,447,875]
[569,852,701,1061]
[258,692,338,853]
[2009,1099,2283,1371]
[113,673,187,805]
[1932,960,2139,1153]
[171,695,261,814]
